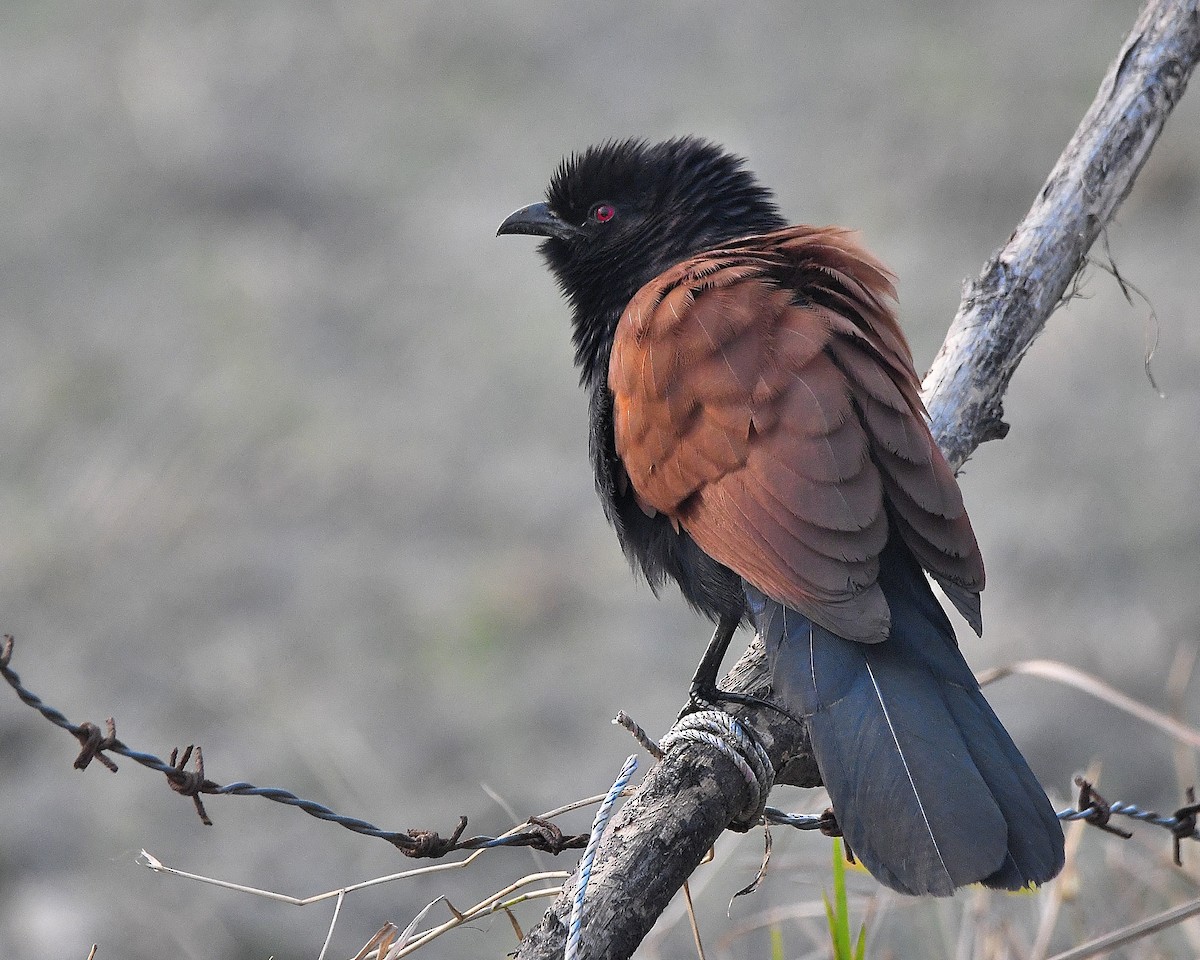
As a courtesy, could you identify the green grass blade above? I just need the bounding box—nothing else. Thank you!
[825,838,854,959]
[823,889,836,946]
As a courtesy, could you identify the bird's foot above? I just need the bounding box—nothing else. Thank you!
[677,683,804,726]
[676,685,718,720]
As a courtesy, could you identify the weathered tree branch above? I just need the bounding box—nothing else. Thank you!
[515,2,1200,958]
[924,0,1200,471]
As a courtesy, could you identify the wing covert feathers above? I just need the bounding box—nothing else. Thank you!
[609,225,984,640]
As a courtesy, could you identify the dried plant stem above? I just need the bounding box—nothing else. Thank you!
[391,875,566,958]
[977,659,1200,749]
[682,882,707,960]
[1045,895,1200,960]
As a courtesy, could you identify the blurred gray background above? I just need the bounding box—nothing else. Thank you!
[2,1,1198,957]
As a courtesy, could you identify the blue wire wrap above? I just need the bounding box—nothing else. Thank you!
[565,754,638,960]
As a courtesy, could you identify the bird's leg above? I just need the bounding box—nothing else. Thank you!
[679,613,804,724]
[684,613,740,712]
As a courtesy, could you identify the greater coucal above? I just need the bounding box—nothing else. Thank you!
[498,137,1064,896]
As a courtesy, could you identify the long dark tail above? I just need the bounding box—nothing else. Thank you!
[747,539,1064,896]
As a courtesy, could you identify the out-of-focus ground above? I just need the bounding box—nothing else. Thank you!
[1,1,1198,957]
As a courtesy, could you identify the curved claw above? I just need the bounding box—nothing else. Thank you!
[679,683,805,726]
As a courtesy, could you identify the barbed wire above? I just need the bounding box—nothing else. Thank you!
[762,780,1200,869]
[0,635,587,858]
[3,634,1198,869]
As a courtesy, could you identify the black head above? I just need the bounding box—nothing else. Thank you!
[498,137,786,387]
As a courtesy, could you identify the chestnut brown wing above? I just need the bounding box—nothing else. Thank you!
[609,227,984,642]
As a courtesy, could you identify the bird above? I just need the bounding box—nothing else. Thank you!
[497,136,1064,896]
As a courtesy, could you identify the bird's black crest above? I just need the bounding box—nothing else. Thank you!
[545,137,781,234]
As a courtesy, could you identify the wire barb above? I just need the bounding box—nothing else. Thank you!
[509,816,575,854]
[72,718,120,773]
[165,746,216,825]
[406,817,468,857]
[815,808,856,863]
[1073,776,1134,839]
[1171,787,1199,868]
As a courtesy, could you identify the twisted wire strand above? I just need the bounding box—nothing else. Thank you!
[759,805,1200,839]
[565,755,638,960]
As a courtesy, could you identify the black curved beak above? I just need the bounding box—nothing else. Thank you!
[497,202,578,241]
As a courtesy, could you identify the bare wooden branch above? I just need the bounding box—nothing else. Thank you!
[515,642,817,960]
[515,2,1200,958]
[925,0,1200,470]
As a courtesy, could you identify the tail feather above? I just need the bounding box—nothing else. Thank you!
[747,539,1064,896]
[941,679,1065,889]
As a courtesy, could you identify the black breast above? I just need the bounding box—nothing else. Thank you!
[587,385,746,623]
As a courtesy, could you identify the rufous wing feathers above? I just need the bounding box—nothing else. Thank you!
[609,225,984,641]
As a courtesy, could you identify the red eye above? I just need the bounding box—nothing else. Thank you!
[590,203,616,223]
